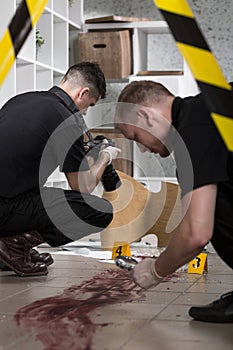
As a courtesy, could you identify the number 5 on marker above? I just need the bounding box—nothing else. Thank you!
[188,253,208,274]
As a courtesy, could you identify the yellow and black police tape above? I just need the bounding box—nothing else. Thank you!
[153,0,233,151]
[0,0,48,87]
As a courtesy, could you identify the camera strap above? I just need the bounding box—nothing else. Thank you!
[49,86,79,115]
[49,86,94,143]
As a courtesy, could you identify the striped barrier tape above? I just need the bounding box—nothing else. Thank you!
[153,0,233,151]
[0,0,48,87]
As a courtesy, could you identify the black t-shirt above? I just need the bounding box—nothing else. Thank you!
[171,93,230,196]
[0,86,89,198]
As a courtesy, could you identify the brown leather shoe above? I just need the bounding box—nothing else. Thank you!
[21,230,45,247]
[21,231,54,266]
[0,235,48,277]
[1,248,54,271]
[30,249,54,266]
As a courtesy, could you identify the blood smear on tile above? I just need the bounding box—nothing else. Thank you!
[14,269,144,350]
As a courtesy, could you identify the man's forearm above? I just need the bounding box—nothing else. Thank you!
[78,152,110,193]
[154,228,205,277]
[155,185,216,277]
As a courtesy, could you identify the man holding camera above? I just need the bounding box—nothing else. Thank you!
[0,61,121,277]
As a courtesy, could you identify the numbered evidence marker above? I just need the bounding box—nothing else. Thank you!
[188,253,208,274]
[111,241,131,260]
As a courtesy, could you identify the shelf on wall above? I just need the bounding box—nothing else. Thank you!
[83,20,170,34]
[137,70,184,76]
[84,15,153,24]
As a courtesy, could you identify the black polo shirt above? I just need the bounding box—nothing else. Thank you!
[0,86,88,198]
[171,93,230,196]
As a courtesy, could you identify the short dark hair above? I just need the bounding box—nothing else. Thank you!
[115,80,174,125]
[118,80,173,106]
[62,62,106,99]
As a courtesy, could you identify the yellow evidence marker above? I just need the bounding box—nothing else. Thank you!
[111,241,132,260]
[188,252,208,274]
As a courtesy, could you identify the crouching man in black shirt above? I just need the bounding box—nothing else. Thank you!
[115,80,233,323]
[0,62,121,277]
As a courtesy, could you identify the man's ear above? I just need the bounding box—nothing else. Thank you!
[137,109,153,127]
[78,87,89,99]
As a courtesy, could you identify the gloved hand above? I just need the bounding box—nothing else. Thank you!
[132,258,163,289]
[99,146,121,165]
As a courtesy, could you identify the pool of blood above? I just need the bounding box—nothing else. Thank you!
[14,268,144,350]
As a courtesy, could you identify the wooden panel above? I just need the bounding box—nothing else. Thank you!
[77,30,131,79]
[85,16,152,23]
[137,70,183,76]
[101,171,182,249]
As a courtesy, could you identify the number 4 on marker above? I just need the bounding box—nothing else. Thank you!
[111,241,131,260]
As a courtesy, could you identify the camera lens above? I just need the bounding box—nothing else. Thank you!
[101,164,122,192]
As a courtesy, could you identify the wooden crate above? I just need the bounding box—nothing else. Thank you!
[77,30,131,79]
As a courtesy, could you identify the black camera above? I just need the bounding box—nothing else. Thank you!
[84,135,122,192]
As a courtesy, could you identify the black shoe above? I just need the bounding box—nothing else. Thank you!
[30,249,54,266]
[0,260,10,271]
[189,291,233,323]
[0,249,53,271]
[0,236,48,277]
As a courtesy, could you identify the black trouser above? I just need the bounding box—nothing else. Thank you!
[0,187,113,247]
[212,181,233,269]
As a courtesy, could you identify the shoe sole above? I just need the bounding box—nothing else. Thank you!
[31,259,54,267]
[45,259,54,267]
[189,309,233,323]
[1,259,53,271]
[190,316,233,323]
[0,255,48,277]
